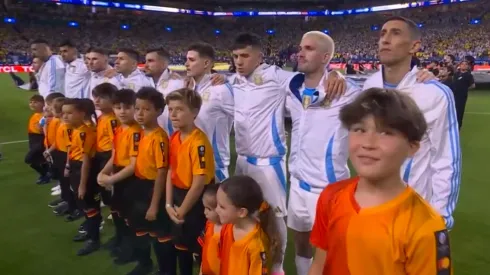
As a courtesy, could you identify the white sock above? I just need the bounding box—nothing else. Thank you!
[272,216,287,273]
[295,255,313,275]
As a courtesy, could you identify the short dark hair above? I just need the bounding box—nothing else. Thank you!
[146,48,170,60]
[188,42,215,60]
[384,16,421,40]
[339,88,427,143]
[118,48,139,61]
[136,87,165,112]
[166,88,202,113]
[92,83,118,100]
[52,97,66,113]
[45,92,65,103]
[113,89,136,106]
[88,47,108,56]
[30,94,44,103]
[232,33,262,51]
[31,38,49,46]
[203,184,220,207]
[59,40,76,48]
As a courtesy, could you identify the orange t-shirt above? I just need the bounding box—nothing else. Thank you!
[28,112,43,134]
[69,124,96,161]
[219,223,269,275]
[134,127,169,180]
[169,128,215,189]
[55,123,72,152]
[199,221,220,275]
[113,123,142,167]
[310,177,451,275]
[44,117,61,148]
[96,113,119,152]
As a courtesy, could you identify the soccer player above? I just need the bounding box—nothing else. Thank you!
[30,39,65,98]
[199,184,221,275]
[92,83,120,226]
[165,88,215,275]
[286,31,362,275]
[62,99,101,256]
[362,16,461,229]
[129,87,170,275]
[115,49,153,92]
[216,175,281,275]
[144,48,184,135]
[26,94,50,184]
[185,42,234,181]
[97,89,141,265]
[309,88,452,275]
[59,40,90,98]
[87,48,121,98]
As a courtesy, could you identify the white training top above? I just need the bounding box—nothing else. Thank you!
[37,55,65,98]
[64,58,90,98]
[363,65,462,230]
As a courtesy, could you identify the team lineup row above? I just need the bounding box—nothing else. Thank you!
[26,15,457,275]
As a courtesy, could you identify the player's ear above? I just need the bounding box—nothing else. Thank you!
[409,40,421,55]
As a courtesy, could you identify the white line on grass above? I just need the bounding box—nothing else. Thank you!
[0,140,28,145]
[466,112,490,115]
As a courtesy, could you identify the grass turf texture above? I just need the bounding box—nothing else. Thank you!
[0,74,489,274]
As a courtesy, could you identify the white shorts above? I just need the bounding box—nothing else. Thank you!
[287,177,321,232]
[215,167,229,183]
[235,155,287,217]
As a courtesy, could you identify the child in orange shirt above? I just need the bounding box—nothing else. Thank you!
[165,88,216,275]
[199,184,222,275]
[26,94,50,185]
[216,175,282,275]
[309,88,451,275]
[63,99,101,256]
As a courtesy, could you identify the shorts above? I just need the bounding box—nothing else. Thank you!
[287,177,322,232]
[235,155,287,217]
[94,151,113,206]
[215,167,229,183]
[125,177,170,237]
[171,186,207,254]
[111,165,132,217]
[69,160,101,212]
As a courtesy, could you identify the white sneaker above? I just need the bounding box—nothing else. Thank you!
[51,189,61,196]
[51,185,60,192]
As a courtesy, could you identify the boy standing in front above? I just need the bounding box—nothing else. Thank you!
[26,95,50,185]
[165,88,215,275]
[309,88,451,275]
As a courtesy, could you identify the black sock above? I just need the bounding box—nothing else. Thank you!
[177,250,193,275]
[30,163,46,177]
[153,241,177,275]
[134,235,152,266]
[87,213,101,242]
[112,213,124,244]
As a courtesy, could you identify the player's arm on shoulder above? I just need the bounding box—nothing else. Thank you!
[219,84,235,117]
[179,141,211,216]
[427,83,461,230]
[405,221,452,275]
[324,70,347,100]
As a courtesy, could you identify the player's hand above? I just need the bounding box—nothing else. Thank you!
[43,150,53,163]
[97,173,110,187]
[78,185,86,200]
[174,206,185,224]
[103,68,117,78]
[416,69,437,83]
[325,71,346,100]
[145,205,158,221]
[210,74,226,86]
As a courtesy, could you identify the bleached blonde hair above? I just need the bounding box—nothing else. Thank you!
[302,31,335,62]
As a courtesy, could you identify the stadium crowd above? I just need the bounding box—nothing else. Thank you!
[1,0,489,66]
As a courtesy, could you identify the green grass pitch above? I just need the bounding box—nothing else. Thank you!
[0,74,489,274]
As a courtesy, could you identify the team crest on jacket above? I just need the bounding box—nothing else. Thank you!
[201,89,210,102]
[302,95,311,109]
[128,83,135,90]
[253,74,263,86]
[321,97,332,108]
[103,77,109,83]
[161,80,169,89]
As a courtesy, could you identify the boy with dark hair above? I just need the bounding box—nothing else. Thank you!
[309,88,451,275]
[98,88,141,264]
[91,83,120,237]
[27,95,50,184]
[165,88,215,275]
[126,87,171,275]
